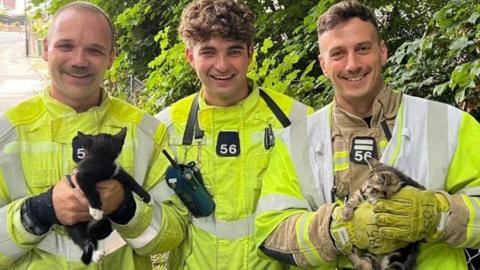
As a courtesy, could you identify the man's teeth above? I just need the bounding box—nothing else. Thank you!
[346,75,364,81]
[69,73,89,78]
[212,75,233,80]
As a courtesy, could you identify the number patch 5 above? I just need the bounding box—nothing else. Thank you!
[72,135,86,163]
[216,131,240,157]
[349,136,378,165]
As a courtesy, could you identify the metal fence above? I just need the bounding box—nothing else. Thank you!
[126,75,146,105]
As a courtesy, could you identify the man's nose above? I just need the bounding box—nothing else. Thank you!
[345,52,361,72]
[214,54,229,72]
[71,49,88,67]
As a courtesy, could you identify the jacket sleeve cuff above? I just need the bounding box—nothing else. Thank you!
[107,189,136,225]
[261,204,338,267]
[11,197,46,246]
[111,194,152,239]
[439,193,473,247]
[21,187,58,235]
[308,203,339,262]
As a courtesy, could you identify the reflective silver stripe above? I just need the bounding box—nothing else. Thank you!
[37,229,126,261]
[0,206,27,259]
[288,100,309,122]
[306,104,334,204]
[380,102,403,167]
[191,214,255,240]
[381,96,461,189]
[333,157,348,167]
[125,204,162,249]
[0,116,28,200]
[427,100,451,188]
[256,194,309,216]
[155,107,180,158]
[150,180,175,203]
[463,197,480,246]
[278,105,334,209]
[155,107,173,127]
[134,114,159,186]
[457,187,480,196]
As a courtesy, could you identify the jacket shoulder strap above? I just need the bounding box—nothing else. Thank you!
[182,94,204,145]
[259,89,291,128]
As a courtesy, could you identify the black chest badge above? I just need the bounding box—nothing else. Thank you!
[72,135,86,163]
[350,136,378,165]
[216,131,240,157]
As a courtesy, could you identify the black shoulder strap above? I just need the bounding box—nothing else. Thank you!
[380,120,392,141]
[182,94,204,145]
[182,90,292,145]
[259,89,291,128]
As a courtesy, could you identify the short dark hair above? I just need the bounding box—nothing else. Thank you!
[317,0,378,37]
[178,0,255,47]
[48,1,115,51]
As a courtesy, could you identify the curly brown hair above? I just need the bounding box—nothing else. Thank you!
[178,0,255,47]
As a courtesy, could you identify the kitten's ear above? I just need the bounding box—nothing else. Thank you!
[115,127,127,145]
[365,157,379,170]
[77,131,93,149]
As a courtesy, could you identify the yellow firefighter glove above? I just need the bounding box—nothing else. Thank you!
[330,202,409,255]
[373,186,450,243]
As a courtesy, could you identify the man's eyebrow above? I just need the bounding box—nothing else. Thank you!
[198,45,216,51]
[89,43,109,51]
[227,44,246,50]
[53,38,73,44]
[356,41,373,47]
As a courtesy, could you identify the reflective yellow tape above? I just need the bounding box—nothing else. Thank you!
[296,212,325,266]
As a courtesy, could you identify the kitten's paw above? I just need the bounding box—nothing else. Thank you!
[341,208,353,220]
[89,207,103,220]
[367,197,377,205]
[92,249,106,263]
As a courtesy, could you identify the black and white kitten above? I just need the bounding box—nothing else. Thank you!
[66,127,151,265]
[342,157,424,270]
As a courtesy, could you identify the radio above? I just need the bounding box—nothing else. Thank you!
[162,150,215,217]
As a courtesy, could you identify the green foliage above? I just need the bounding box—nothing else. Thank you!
[140,27,199,114]
[105,0,190,108]
[26,0,480,120]
[385,0,480,119]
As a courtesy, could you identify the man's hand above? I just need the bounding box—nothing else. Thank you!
[373,186,450,243]
[96,179,125,215]
[69,175,125,215]
[330,202,409,255]
[52,176,91,225]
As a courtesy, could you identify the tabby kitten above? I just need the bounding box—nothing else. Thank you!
[342,157,424,270]
[66,128,151,265]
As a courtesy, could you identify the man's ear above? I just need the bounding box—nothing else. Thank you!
[248,45,254,59]
[318,53,328,76]
[185,47,195,68]
[380,40,388,66]
[245,45,254,66]
[42,39,49,62]
[108,48,116,68]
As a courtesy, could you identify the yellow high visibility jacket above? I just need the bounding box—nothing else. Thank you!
[0,90,167,270]
[154,81,312,270]
[256,88,480,269]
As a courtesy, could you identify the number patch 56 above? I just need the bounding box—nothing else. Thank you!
[216,131,240,157]
[349,136,378,165]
